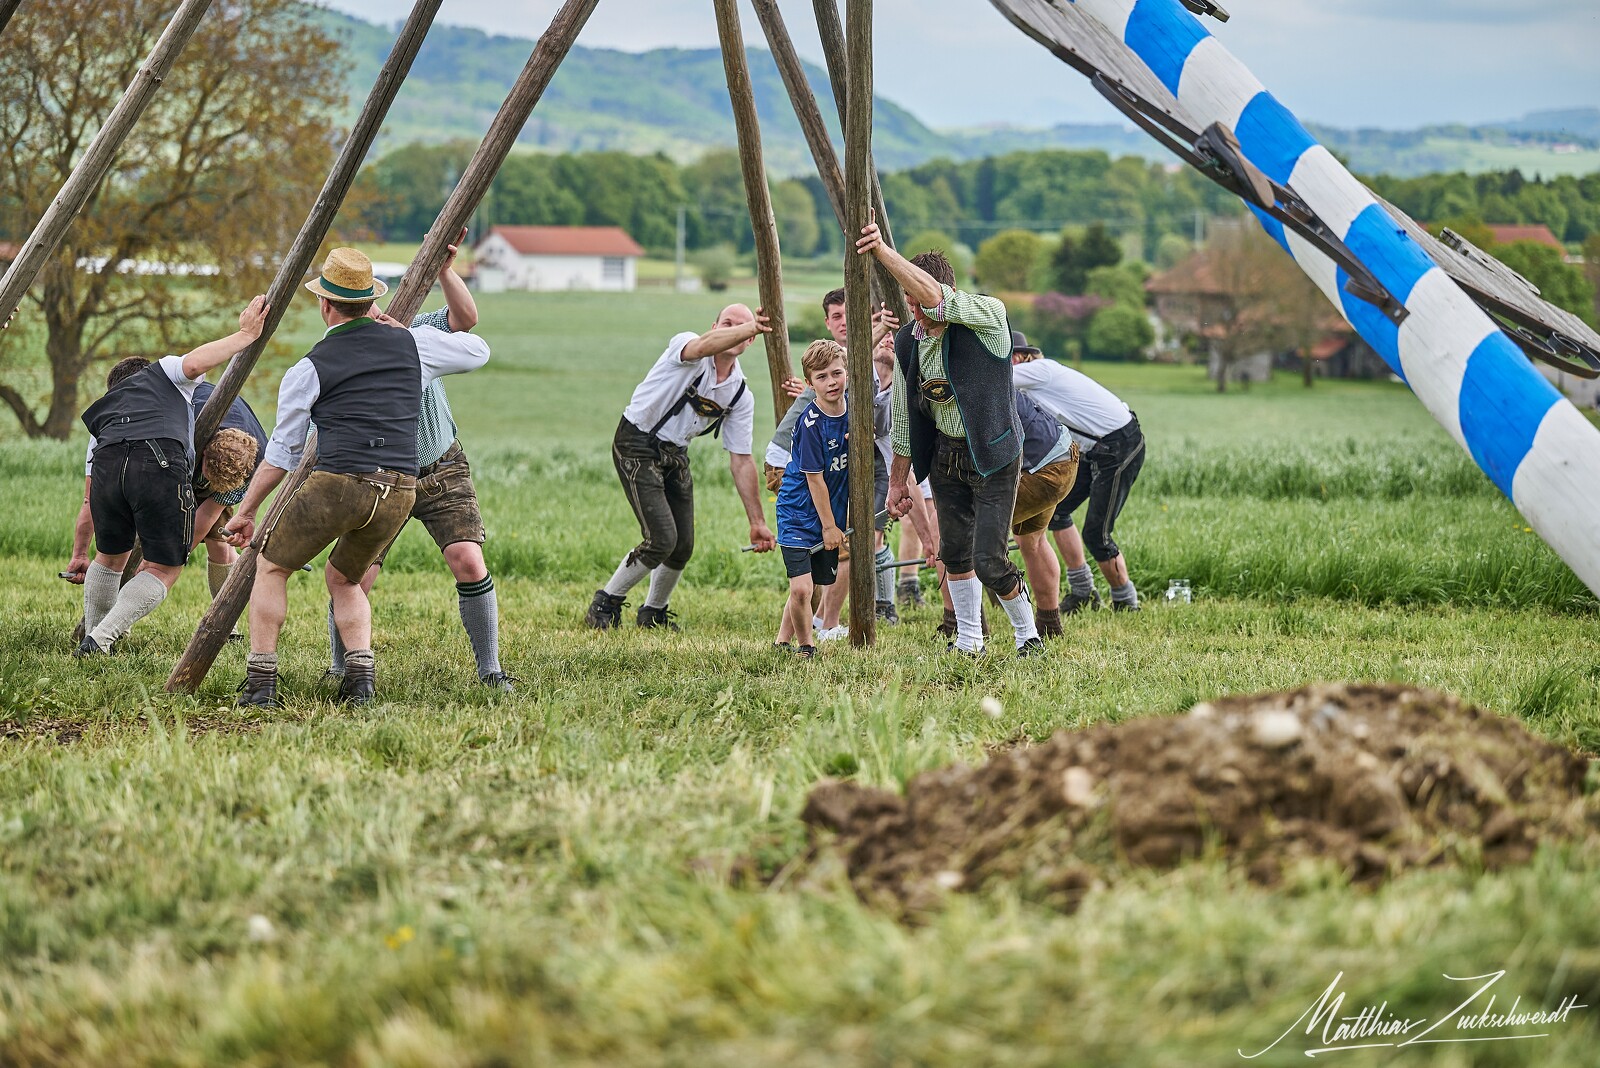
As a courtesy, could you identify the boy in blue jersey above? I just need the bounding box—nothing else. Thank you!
[774,340,851,658]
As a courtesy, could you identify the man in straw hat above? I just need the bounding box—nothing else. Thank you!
[225,248,489,707]
[322,233,514,691]
[69,297,269,656]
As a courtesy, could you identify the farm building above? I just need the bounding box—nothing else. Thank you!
[473,225,644,293]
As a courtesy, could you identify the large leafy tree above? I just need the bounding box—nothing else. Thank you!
[0,0,340,438]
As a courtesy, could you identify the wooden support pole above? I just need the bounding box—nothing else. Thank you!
[809,0,909,327]
[750,0,845,230]
[0,0,214,326]
[0,0,25,39]
[843,0,876,648]
[194,0,445,452]
[166,0,600,694]
[712,0,792,426]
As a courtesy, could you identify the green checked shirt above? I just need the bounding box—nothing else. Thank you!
[890,283,1011,457]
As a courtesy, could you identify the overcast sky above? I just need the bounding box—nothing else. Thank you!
[324,0,1598,130]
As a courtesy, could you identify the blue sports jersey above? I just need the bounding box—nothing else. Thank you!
[775,400,850,548]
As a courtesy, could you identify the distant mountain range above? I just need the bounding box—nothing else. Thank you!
[324,9,1600,179]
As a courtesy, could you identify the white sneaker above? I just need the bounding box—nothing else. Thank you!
[817,625,849,642]
[812,615,824,631]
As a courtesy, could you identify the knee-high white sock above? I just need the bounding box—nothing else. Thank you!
[83,561,122,636]
[1000,585,1039,646]
[603,554,652,597]
[643,565,683,609]
[873,546,894,603]
[948,576,984,652]
[89,572,168,646]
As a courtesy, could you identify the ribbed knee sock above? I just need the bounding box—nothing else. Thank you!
[999,585,1039,646]
[873,546,894,604]
[1066,564,1095,597]
[89,572,167,646]
[327,599,347,675]
[643,565,683,609]
[456,575,502,676]
[948,577,985,652]
[207,560,231,599]
[1111,581,1139,608]
[82,562,122,636]
[604,554,651,597]
[344,647,375,687]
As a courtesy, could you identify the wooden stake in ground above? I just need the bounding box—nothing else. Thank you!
[712,0,792,426]
[193,0,446,453]
[166,0,601,694]
[0,0,214,327]
[808,0,909,327]
[843,0,876,647]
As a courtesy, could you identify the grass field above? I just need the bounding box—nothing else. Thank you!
[1,282,1597,1065]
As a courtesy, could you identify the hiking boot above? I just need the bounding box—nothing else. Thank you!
[1061,588,1102,615]
[236,673,280,708]
[1035,607,1063,638]
[637,604,679,631]
[584,589,626,630]
[945,641,982,659]
[795,644,817,659]
[337,670,376,706]
[897,578,925,608]
[73,634,108,658]
[1017,636,1048,659]
[480,671,516,692]
[935,608,958,638]
[876,600,899,625]
[1112,600,1141,613]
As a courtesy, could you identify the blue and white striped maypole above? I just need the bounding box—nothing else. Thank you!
[1010,0,1600,597]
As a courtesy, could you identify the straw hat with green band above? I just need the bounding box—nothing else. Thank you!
[304,247,389,303]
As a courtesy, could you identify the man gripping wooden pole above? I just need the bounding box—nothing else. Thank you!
[712,0,792,426]
[843,0,877,647]
[167,0,601,694]
[0,0,214,326]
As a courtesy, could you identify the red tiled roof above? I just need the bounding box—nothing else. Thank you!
[1487,224,1564,251]
[482,225,644,257]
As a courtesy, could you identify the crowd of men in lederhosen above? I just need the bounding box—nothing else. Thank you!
[57,218,1147,698]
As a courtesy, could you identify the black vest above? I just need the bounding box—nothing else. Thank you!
[82,362,193,458]
[1016,392,1064,471]
[305,320,422,475]
[894,320,1022,480]
[191,382,268,461]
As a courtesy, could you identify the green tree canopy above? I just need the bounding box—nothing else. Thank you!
[1086,303,1154,361]
[974,229,1045,292]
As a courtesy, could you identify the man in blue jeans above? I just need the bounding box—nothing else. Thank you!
[860,222,1044,658]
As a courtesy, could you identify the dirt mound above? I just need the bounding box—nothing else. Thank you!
[797,684,1598,915]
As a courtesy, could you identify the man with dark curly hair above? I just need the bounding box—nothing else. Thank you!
[857,223,1043,659]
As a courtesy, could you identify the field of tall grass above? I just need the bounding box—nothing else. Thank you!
[0,283,1596,1064]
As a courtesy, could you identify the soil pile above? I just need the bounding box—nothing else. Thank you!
[798,683,1598,914]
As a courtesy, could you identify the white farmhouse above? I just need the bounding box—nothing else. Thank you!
[473,225,645,292]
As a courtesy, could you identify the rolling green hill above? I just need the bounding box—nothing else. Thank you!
[323,8,1600,179]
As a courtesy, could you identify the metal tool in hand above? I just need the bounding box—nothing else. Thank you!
[741,509,888,553]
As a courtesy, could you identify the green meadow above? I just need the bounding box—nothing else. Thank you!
[1,282,1597,1065]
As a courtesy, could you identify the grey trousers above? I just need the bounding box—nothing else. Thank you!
[928,433,1022,598]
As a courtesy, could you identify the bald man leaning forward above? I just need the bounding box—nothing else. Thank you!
[586,304,778,630]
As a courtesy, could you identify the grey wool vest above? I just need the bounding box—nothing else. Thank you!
[305,320,422,475]
[82,363,193,458]
[894,320,1022,480]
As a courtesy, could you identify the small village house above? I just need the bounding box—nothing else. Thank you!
[473,225,644,293]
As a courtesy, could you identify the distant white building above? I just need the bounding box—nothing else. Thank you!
[473,225,645,292]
